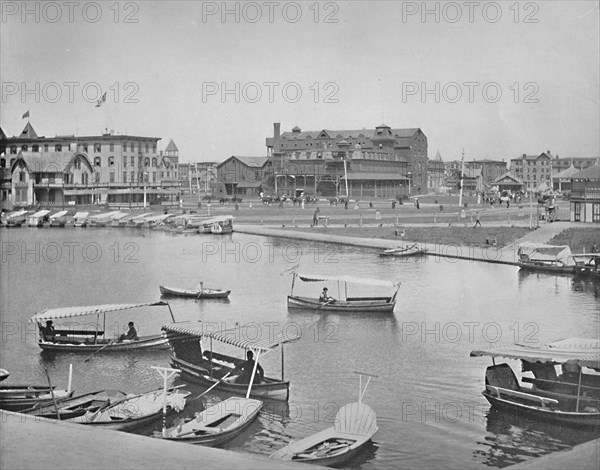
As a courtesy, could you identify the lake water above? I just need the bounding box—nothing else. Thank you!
[1,226,599,469]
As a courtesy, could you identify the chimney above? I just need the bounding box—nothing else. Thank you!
[273,122,281,154]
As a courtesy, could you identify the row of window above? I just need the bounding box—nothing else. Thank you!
[91,156,163,168]
[7,142,157,154]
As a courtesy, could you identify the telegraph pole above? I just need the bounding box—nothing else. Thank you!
[458,148,465,216]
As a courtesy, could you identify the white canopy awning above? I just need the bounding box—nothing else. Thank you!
[162,321,300,354]
[470,338,600,369]
[296,273,394,288]
[29,210,51,218]
[29,301,168,323]
[50,210,68,219]
[73,211,89,219]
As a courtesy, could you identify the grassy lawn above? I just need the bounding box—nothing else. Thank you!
[547,228,600,253]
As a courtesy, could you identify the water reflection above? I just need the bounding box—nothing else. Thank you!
[473,407,599,468]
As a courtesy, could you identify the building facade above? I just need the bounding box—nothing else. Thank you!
[570,164,600,223]
[215,156,270,198]
[179,161,218,194]
[266,123,427,198]
[509,152,554,190]
[0,123,180,208]
[552,156,599,174]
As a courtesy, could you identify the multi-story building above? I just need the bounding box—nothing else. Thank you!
[179,161,218,194]
[427,151,445,192]
[216,156,271,198]
[265,123,427,198]
[509,152,554,190]
[570,164,600,223]
[552,156,599,174]
[0,122,180,207]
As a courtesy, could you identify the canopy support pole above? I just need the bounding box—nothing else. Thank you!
[576,367,583,412]
[102,313,106,343]
[344,282,348,301]
[290,273,296,295]
[166,302,175,323]
[151,366,179,438]
[246,348,261,399]
[209,337,213,379]
[281,345,285,381]
[96,312,100,345]
[337,280,340,299]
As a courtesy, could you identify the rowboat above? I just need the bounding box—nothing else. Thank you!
[27,210,50,227]
[571,253,600,278]
[73,211,89,227]
[0,385,75,412]
[516,244,575,274]
[49,210,68,227]
[159,285,231,299]
[72,387,190,431]
[201,215,234,234]
[110,212,132,227]
[287,272,400,313]
[163,321,300,401]
[470,338,600,427]
[0,369,9,381]
[379,243,428,257]
[22,389,127,420]
[270,372,379,466]
[89,211,120,227]
[27,301,178,353]
[5,209,27,227]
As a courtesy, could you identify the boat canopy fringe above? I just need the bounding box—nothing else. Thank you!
[470,338,600,369]
[296,273,394,287]
[28,301,168,323]
[162,321,300,353]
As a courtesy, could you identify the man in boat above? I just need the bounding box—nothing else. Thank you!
[41,320,56,341]
[233,351,264,385]
[196,281,204,293]
[319,287,336,304]
[118,322,138,342]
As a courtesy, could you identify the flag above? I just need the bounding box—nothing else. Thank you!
[95,92,107,107]
[280,263,300,276]
[22,110,29,119]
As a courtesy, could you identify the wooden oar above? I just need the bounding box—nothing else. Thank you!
[43,368,61,419]
[84,340,114,362]
[189,372,232,401]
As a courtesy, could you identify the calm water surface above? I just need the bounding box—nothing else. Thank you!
[1,227,599,469]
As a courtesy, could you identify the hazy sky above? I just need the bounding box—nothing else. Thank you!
[1,1,598,162]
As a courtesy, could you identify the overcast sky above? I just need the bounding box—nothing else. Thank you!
[1,1,598,162]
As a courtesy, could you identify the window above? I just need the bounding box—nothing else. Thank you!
[574,202,581,222]
[130,143,134,152]
[95,172,100,183]
[44,144,48,152]
[123,171,127,182]
[152,157,157,167]
[109,172,115,183]
[144,157,150,167]
[138,156,142,166]
[55,144,62,152]
[21,145,28,151]
[0,159,4,168]
[32,145,39,152]
[109,157,115,167]
[94,144,101,152]
[94,157,101,167]
[122,156,127,168]
[109,143,114,151]
[152,144,156,153]
[10,146,17,154]
[123,142,127,151]
[19,172,26,183]
[145,143,149,153]
[130,172,135,182]
[74,158,81,169]
[593,203,600,223]
[152,172,157,182]
[130,156,135,167]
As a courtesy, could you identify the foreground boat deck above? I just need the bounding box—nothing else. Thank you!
[0,410,325,470]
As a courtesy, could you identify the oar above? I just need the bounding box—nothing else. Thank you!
[84,341,114,362]
[189,372,232,401]
[316,300,334,311]
[43,367,61,419]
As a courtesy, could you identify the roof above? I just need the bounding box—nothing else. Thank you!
[28,301,168,323]
[165,139,179,152]
[11,151,93,173]
[20,122,38,139]
[342,172,408,181]
[0,126,7,140]
[296,273,395,288]
[572,164,600,180]
[280,128,420,141]
[553,165,581,179]
[433,150,443,162]
[218,156,269,169]
[162,321,300,354]
[470,338,600,369]
[493,172,525,185]
[518,244,573,263]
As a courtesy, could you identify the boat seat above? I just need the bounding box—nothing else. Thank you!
[334,402,377,436]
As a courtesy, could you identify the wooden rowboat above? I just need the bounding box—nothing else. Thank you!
[0,369,9,382]
[287,272,400,314]
[22,389,127,420]
[379,243,428,257]
[0,385,75,412]
[163,396,262,446]
[163,321,300,401]
[72,388,190,431]
[270,372,379,467]
[159,285,231,299]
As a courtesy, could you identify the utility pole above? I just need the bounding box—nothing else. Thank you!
[458,148,465,217]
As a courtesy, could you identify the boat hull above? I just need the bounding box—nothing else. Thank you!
[379,247,428,257]
[159,286,231,299]
[0,388,75,412]
[287,295,395,313]
[22,390,127,420]
[164,397,262,446]
[517,262,574,274]
[482,392,600,427]
[37,334,170,352]
[171,356,290,401]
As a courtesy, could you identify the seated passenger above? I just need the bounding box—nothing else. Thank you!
[42,320,56,341]
[118,322,138,342]
[319,287,336,303]
[232,351,264,385]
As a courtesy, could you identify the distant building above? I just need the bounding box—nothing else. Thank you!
[445,158,507,193]
[427,151,445,192]
[509,151,554,190]
[179,162,218,194]
[0,122,180,208]
[215,156,270,198]
[570,164,600,223]
[266,123,427,198]
[552,164,580,192]
[492,172,525,194]
[552,156,598,174]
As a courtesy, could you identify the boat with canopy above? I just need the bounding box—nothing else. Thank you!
[287,273,400,313]
[27,210,51,227]
[270,372,379,466]
[200,215,234,234]
[73,211,89,227]
[470,338,600,427]
[163,321,301,401]
[516,244,575,274]
[28,301,177,352]
[49,210,69,227]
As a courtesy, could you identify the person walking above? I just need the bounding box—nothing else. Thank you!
[473,212,482,228]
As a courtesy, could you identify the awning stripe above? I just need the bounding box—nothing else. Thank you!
[29,301,168,323]
[162,321,300,353]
